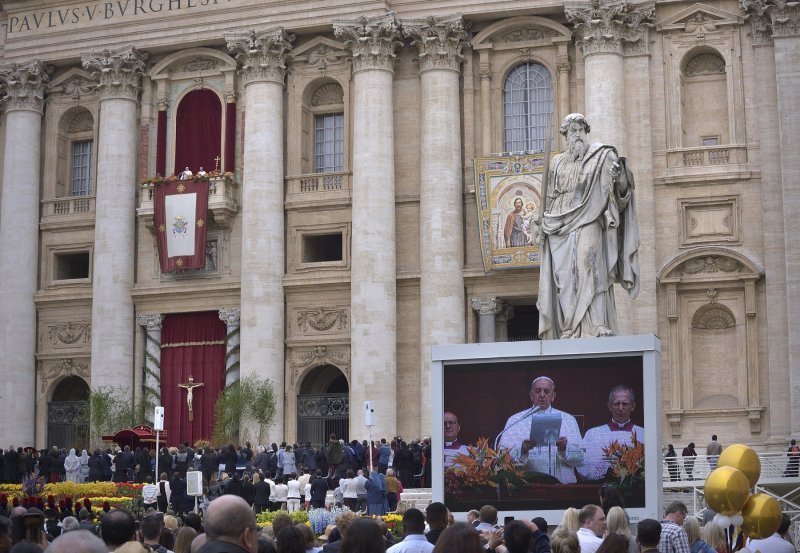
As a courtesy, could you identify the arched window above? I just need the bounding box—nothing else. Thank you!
[681,51,728,147]
[503,63,553,153]
[174,89,222,175]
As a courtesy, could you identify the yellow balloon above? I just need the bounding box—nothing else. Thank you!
[718,444,761,488]
[704,466,751,515]
[741,494,782,539]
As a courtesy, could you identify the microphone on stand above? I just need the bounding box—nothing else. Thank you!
[493,406,537,453]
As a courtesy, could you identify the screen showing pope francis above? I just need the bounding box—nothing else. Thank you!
[441,354,648,517]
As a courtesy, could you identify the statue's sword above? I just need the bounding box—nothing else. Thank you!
[536,122,553,238]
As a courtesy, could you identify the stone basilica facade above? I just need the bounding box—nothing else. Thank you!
[0,0,797,451]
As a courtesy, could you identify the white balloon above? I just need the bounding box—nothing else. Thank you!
[731,514,744,527]
[716,515,732,528]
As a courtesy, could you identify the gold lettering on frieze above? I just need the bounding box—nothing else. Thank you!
[6,0,235,36]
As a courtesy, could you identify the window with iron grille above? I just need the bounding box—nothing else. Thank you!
[71,140,93,196]
[503,63,553,153]
[314,113,344,173]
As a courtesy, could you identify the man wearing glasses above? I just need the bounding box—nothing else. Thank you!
[443,411,470,468]
[579,384,644,480]
[197,495,259,553]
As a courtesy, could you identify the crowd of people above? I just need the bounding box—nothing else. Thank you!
[2,486,797,553]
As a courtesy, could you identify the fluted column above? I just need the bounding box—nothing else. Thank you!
[405,15,468,436]
[82,47,146,392]
[218,308,241,387]
[335,15,402,439]
[471,297,504,343]
[0,60,50,445]
[567,2,654,151]
[137,313,164,421]
[742,0,800,436]
[226,29,293,438]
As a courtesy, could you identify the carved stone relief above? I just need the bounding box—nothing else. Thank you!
[680,197,739,246]
[297,308,349,333]
[48,323,92,346]
[68,111,94,133]
[288,345,351,385]
[685,53,726,76]
[311,83,344,106]
[60,76,96,102]
[678,256,743,275]
[39,358,90,393]
[498,27,557,42]
[691,302,737,329]
[307,46,341,71]
[185,58,218,72]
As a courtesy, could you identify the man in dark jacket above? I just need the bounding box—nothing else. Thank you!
[88,450,104,482]
[309,470,328,509]
[38,450,53,481]
[3,447,18,484]
[265,444,278,479]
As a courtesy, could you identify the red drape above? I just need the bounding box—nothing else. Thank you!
[156,110,167,176]
[225,102,236,173]
[153,178,209,272]
[174,89,222,175]
[160,312,226,446]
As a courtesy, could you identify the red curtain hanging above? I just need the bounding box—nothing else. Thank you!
[174,89,222,176]
[160,312,226,446]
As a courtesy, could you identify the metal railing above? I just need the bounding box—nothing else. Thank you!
[662,452,797,483]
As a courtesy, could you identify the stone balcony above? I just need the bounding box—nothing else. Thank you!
[137,175,239,233]
[656,145,753,185]
[285,171,352,209]
[40,196,96,230]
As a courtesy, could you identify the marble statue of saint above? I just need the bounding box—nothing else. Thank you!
[533,114,640,339]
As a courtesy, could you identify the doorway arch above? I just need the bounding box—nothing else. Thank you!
[48,376,90,450]
[296,364,349,447]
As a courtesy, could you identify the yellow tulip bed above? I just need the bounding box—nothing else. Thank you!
[0,481,142,513]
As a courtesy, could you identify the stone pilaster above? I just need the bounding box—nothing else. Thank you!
[566,2,654,150]
[0,60,51,445]
[226,29,293,440]
[218,308,241,388]
[137,314,164,421]
[741,0,800,436]
[471,297,504,343]
[335,15,401,439]
[82,46,146,392]
[405,15,468,438]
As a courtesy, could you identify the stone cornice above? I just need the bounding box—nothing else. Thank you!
[334,14,402,74]
[403,15,469,74]
[741,0,800,42]
[225,28,295,85]
[0,60,53,113]
[137,313,164,331]
[81,46,147,102]
[566,1,655,56]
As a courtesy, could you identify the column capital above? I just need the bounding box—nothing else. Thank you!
[225,28,295,86]
[81,46,147,101]
[137,313,164,331]
[742,0,800,41]
[219,307,241,326]
[334,14,403,74]
[471,296,504,316]
[566,1,655,56]
[403,15,469,73]
[0,60,53,113]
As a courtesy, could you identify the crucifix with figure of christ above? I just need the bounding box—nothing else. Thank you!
[178,375,204,421]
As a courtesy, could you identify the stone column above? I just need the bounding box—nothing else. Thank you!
[82,47,146,391]
[335,16,402,439]
[219,308,241,387]
[137,314,164,419]
[496,303,515,342]
[471,297,504,343]
[566,2,654,151]
[477,48,493,155]
[404,14,468,439]
[225,29,294,439]
[742,0,800,436]
[0,60,50,445]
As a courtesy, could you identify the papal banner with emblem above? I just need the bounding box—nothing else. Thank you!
[154,179,209,272]
[474,154,548,271]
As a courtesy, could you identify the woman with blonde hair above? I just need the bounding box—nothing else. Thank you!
[558,507,580,532]
[173,526,198,553]
[684,518,714,553]
[551,527,581,553]
[606,506,637,553]
[702,521,728,553]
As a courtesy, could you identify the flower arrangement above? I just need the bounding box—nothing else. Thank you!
[380,512,404,538]
[141,171,235,187]
[602,432,645,488]
[307,507,350,535]
[194,439,212,450]
[21,474,47,497]
[256,509,310,528]
[444,437,526,499]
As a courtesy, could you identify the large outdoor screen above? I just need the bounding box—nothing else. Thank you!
[430,336,661,524]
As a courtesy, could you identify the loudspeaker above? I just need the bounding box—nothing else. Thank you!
[364,401,374,427]
[153,406,165,431]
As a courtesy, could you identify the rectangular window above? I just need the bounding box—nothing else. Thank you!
[702,136,720,146]
[302,233,343,263]
[54,251,91,280]
[314,114,344,173]
[71,140,92,196]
